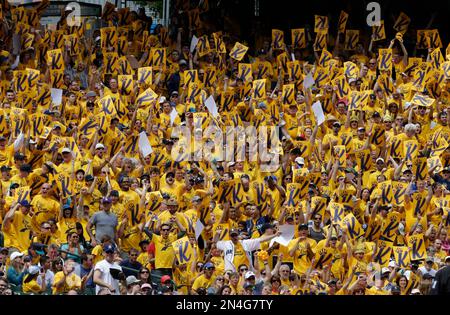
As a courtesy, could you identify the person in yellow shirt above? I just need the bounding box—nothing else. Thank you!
[22,265,47,294]
[10,163,33,188]
[288,224,317,275]
[30,183,60,232]
[143,218,186,281]
[191,262,216,293]
[0,135,15,167]
[52,259,82,294]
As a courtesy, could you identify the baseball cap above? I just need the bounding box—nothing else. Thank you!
[376,157,385,163]
[299,223,309,230]
[445,256,450,262]
[101,197,112,204]
[229,229,239,236]
[425,257,434,263]
[61,147,71,154]
[161,275,171,284]
[95,143,105,150]
[126,275,141,286]
[191,195,202,202]
[388,261,396,268]
[333,121,341,127]
[103,243,116,254]
[295,157,305,165]
[381,267,390,274]
[62,204,73,210]
[28,265,40,275]
[19,200,31,207]
[86,91,97,98]
[0,165,11,172]
[141,283,152,290]
[10,252,24,261]
[203,262,215,270]
[171,90,179,96]
[85,174,94,181]
[244,271,256,279]
[159,96,167,104]
[179,59,188,65]
[14,152,25,160]
[0,135,6,141]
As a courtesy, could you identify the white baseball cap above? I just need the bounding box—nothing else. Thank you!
[295,157,305,165]
[388,261,396,268]
[244,271,256,279]
[159,96,167,104]
[95,143,105,150]
[62,147,71,154]
[10,252,24,261]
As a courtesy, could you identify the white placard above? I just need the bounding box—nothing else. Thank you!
[205,95,219,118]
[303,71,315,89]
[291,53,296,61]
[195,219,205,240]
[50,88,63,107]
[13,133,24,151]
[312,101,325,126]
[269,224,295,247]
[138,131,153,157]
[170,108,178,125]
[190,35,199,53]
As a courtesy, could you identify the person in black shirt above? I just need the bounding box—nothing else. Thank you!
[431,256,450,295]
[119,249,143,278]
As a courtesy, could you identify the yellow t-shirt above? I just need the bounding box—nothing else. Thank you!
[191,274,215,291]
[22,278,43,294]
[151,233,177,269]
[52,271,82,294]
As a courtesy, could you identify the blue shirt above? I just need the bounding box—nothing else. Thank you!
[80,265,94,288]
[7,266,25,286]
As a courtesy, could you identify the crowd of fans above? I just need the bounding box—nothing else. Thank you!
[0,0,449,295]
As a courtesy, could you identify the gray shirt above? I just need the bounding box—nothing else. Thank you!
[89,211,118,242]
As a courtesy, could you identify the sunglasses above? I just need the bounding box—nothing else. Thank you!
[161,229,170,232]
[140,270,149,274]
[217,278,224,281]
[240,268,248,272]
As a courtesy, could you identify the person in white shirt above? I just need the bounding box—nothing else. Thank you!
[213,224,281,272]
[37,256,55,290]
[418,257,437,278]
[93,243,126,295]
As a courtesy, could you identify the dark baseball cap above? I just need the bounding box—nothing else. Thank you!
[101,197,112,204]
[298,224,309,230]
[229,229,239,236]
[19,200,31,207]
[0,165,11,172]
[103,243,116,254]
